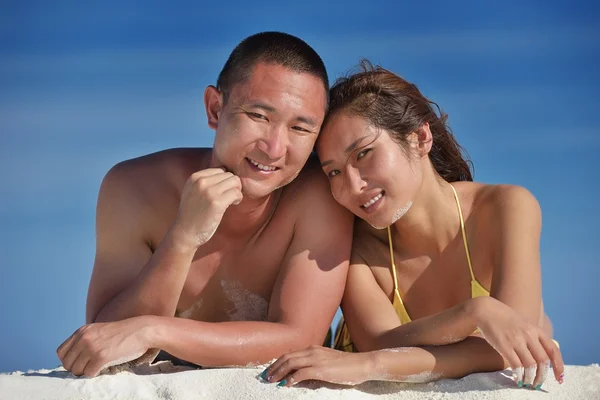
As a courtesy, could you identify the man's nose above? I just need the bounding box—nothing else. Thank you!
[257,125,287,160]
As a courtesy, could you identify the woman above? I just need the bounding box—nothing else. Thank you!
[260,61,564,390]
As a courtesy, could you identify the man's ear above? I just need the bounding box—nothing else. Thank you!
[416,122,433,157]
[204,85,223,130]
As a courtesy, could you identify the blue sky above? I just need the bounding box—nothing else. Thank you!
[0,0,598,372]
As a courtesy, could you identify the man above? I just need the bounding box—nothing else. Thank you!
[56,32,353,377]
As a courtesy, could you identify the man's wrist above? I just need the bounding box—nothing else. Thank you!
[164,224,201,254]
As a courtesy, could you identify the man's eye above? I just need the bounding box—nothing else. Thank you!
[327,170,340,178]
[248,112,267,120]
[357,148,371,159]
[292,126,310,133]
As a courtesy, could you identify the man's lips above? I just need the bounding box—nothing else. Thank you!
[246,157,279,172]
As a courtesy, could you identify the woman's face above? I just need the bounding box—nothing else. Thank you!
[316,112,422,228]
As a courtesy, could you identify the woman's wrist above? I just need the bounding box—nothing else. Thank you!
[362,351,384,381]
[465,296,494,327]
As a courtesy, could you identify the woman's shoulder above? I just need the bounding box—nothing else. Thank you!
[454,181,542,228]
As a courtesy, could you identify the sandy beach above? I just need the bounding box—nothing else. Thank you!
[1,361,598,400]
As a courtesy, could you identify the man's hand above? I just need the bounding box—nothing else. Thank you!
[56,316,154,377]
[173,168,243,248]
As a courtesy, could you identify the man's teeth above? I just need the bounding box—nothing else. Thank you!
[362,193,383,208]
[249,159,277,171]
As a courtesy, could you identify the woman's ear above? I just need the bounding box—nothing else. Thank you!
[416,123,433,157]
[204,85,223,130]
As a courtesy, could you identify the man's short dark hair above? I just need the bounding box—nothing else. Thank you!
[216,32,329,105]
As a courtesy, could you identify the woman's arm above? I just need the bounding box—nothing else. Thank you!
[265,336,505,387]
[487,185,544,323]
[341,251,484,352]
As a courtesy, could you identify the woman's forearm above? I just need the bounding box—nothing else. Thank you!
[366,336,506,382]
[373,296,493,350]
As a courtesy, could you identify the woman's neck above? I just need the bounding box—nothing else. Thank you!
[390,173,461,258]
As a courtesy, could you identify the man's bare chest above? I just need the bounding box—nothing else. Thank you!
[174,230,292,323]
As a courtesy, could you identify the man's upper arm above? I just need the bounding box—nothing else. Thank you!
[489,185,543,323]
[85,162,153,323]
[266,174,353,345]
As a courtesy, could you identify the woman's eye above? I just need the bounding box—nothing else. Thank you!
[357,148,371,159]
[327,170,340,178]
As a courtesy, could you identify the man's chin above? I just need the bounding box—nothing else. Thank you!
[240,175,297,199]
[241,182,281,200]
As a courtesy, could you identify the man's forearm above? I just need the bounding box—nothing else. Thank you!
[147,316,313,367]
[93,228,196,323]
[373,297,490,350]
[366,336,506,382]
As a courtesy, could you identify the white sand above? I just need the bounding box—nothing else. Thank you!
[1,362,598,400]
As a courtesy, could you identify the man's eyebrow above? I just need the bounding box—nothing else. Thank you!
[246,102,276,113]
[295,116,317,127]
[320,136,370,167]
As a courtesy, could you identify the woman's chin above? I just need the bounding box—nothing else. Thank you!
[362,215,390,230]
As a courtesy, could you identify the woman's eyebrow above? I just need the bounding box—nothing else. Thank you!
[320,135,370,167]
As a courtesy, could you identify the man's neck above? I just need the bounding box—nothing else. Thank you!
[217,189,282,239]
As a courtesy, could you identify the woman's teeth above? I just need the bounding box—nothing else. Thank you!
[362,193,383,208]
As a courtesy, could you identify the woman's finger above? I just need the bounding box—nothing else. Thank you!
[261,348,312,382]
[527,339,550,389]
[540,336,564,384]
[500,347,523,386]
[284,366,322,387]
[514,344,537,387]
[270,356,314,383]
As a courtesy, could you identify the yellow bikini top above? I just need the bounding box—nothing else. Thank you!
[388,184,489,324]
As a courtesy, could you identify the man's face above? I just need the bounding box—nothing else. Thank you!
[209,62,327,199]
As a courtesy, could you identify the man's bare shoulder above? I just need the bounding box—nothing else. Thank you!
[102,147,211,198]
[278,153,353,225]
[350,218,386,264]
[280,154,332,203]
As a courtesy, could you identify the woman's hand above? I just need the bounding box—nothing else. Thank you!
[471,297,564,389]
[260,345,375,387]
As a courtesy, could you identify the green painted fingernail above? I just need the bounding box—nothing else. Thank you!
[277,379,287,387]
[517,380,523,387]
[535,384,542,390]
[260,369,268,380]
